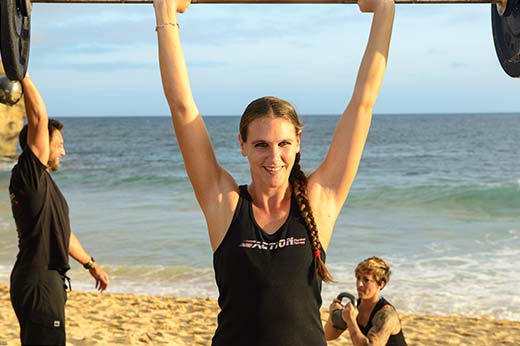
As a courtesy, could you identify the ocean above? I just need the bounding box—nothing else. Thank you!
[0,114,518,321]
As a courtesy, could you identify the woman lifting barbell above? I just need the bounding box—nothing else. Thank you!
[153,0,394,344]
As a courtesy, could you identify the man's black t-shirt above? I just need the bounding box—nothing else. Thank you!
[9,147,71,274]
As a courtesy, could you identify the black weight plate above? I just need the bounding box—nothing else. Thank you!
[492,2,520,77]
[20,0,32,18]
[0,0,31,81]
[0,75,23,105]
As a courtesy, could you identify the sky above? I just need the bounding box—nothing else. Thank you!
[19,3,519,116]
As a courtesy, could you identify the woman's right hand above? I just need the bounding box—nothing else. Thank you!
[328,299,344,315]
[342,301,359,325]
[357,0,394,13]
[153,0,191,25]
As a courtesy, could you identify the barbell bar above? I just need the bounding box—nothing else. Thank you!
[11,0,510,3]
[1,0,519,81]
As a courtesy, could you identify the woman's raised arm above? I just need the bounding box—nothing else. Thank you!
[154,0,238,249]
[309,0,395,249]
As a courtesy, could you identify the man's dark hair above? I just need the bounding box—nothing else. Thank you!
[18,119,64,150]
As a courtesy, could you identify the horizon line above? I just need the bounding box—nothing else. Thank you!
[51,112,520,118]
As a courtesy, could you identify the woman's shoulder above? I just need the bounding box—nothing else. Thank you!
[371,299,402,332]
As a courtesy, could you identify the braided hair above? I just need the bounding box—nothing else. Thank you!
[239,96,334,283]
[289,152,334,283]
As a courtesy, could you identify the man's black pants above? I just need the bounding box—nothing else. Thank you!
[10,268,67,346]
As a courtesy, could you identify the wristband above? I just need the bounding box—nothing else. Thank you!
[83,257,95,269]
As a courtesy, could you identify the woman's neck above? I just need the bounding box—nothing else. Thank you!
[248,182,291,211]
[360,293,381,310]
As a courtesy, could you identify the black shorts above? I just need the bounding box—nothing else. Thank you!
[10,269,68,346]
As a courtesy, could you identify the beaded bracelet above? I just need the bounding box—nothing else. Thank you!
[155,22,180,32]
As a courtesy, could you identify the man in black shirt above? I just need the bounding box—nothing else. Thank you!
[9,76,110,346]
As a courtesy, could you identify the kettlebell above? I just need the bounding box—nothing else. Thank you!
[331,291,356,330]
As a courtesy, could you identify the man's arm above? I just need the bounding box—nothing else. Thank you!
[69,231,110,292]
[21,77,50,164]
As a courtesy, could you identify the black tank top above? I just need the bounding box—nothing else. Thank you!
[358,297,407,346]
[212,185,326,346]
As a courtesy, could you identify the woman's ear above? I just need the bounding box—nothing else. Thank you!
[296,130,302,152]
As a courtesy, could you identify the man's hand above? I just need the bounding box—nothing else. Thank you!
[88,264,110,292]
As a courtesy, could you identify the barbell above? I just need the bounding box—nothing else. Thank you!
[1,0,519,81]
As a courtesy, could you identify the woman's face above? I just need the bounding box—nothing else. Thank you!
[356,271,384,301]
[239,117,301,189]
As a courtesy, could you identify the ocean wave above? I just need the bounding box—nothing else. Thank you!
[58,173,189,190]
[53,264,218,298]
[1,249,518,320]
[349,183,520,217]
[323,245,520,321]
[0,159,15,172]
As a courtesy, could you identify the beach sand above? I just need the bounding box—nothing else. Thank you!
[1,284,519,346]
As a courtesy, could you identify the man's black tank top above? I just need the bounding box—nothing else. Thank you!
[358,297,407,346]
[212,185,326,346]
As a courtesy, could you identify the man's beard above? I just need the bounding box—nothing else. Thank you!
[48,159,60,171]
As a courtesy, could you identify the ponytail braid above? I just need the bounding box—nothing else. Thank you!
[290,153,334,283]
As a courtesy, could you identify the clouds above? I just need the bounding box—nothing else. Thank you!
[20,3,519,116]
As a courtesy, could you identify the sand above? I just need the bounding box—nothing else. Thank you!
[1,284,519,346]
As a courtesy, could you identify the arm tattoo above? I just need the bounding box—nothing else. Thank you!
[366,306,400,346]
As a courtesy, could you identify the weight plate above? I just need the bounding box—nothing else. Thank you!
[0,75,23,105]
[20,0,32,18]
[0,0,31,81]
[492,1,520,77]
